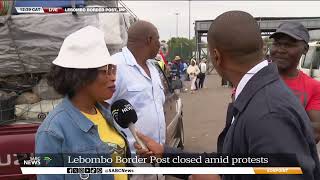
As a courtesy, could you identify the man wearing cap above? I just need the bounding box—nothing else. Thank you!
[107,20,165,180]
[171,56,182,79]
[270,22,320,143]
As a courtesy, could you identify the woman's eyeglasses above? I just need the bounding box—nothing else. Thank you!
[98,64,117,76]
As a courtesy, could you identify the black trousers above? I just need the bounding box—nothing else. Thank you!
[198,73,206,88]
[195,77,199,90]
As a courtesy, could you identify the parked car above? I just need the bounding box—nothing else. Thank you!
[152,60,184,149]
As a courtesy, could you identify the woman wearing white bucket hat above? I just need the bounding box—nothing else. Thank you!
[35,26,130,180]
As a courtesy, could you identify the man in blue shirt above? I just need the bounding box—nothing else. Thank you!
[107,20,165,180]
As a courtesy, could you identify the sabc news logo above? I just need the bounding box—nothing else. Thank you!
[23,156,52,166]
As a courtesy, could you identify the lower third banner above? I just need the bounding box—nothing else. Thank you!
[20,167,303,175]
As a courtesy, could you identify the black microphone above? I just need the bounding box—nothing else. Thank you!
[111,99,148,150]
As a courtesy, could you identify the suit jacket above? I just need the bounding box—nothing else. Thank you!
[163,63,320,180]
[219,63,320,180]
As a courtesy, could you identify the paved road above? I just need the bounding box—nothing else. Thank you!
[166,73,231,180]
[180,73,231,153]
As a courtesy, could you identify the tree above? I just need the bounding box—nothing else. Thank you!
[166,37,196,62]
[263,37,272,55]
[263,37,273,46]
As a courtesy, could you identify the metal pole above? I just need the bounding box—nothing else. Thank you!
[175,12,179,37]
[188,0,191,40]
[197,34,201,61]
[195,31,198,61]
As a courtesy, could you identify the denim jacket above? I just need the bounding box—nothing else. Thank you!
[35,97,130,180]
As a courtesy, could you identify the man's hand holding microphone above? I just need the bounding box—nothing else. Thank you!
[134,132,164,158]
[134,132,220,180]
[111,99,220,180]
[111,99,164,159]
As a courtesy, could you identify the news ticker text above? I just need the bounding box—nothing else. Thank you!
[15,7,127,14]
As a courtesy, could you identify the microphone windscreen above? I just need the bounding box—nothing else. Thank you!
[111,99,138,128]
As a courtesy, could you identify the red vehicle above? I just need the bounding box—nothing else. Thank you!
[0,123,38,180]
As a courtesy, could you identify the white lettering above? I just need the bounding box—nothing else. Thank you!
[150,156,170,163]
[122,104,133,113]
[0,154,11,166]
[48,8,58,12]
[23,156,40,166]
[172,156,202,164]
[68,156,112,164]
[115,156,147,164]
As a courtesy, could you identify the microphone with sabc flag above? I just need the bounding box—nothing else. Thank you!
[111,99,148,150]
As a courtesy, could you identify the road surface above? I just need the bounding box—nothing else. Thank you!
[166,73,231,180]
[180,73,231,153]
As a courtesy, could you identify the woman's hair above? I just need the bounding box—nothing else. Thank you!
[47,64,98,98]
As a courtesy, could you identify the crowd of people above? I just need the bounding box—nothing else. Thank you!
[34,10,320,180]
[165,55,208,94]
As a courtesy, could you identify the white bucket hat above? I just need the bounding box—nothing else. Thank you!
[52,26,117,69]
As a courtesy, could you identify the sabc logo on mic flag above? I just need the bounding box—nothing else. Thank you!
[112,109,119,120]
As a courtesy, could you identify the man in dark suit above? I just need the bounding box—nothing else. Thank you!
[135,11,320,180]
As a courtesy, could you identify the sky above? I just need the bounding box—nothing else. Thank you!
[122,1,320,41]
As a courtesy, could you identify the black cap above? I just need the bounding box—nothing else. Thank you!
[111,99,137,128]
[270,22,310,44]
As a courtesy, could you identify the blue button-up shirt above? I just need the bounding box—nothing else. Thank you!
[108,47,166,154]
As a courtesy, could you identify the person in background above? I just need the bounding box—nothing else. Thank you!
[182,60,189,91]
[198,58,207,89]
[107,20,165,180]
[187,59,200,94]
[178,60,185,81]
[170,56,186,91]
[270,22,320,143]
[171,56,182,79]
[155,54,165,71]
[167,62,173,73]
[183,61,188,78]
[263,43,272,62]
[35,26,128,180]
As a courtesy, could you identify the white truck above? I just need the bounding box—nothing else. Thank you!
[299,30,320,81]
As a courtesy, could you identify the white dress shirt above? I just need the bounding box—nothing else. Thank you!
[232,60,268,124]
[108,47,166,154]
[200,62,207,73]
